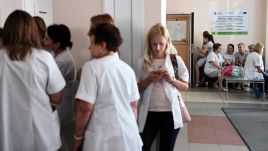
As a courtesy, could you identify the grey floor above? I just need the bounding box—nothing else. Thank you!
[172,87,268,151]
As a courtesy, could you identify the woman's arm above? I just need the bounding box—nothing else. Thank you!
[130,101,138,120]
[171,78,189,91]
[197,47,209,54]
[49,90,63,111]
[210,61,222,70]
[74,99,94,151]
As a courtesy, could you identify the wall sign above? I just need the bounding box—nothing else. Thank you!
[212,11,248,35]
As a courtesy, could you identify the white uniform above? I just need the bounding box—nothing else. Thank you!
[135,54,189,132]
[244,51,264,80]
[55,49,76,126]
[0,48,66,151]
[75,54,142,151]
[204,51,224,77]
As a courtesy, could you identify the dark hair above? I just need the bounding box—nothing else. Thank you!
[0,28,4,39]
[227,43,234,50]
[33,16,46,40]
[91,23,122,52]
[213,43,221,52]
[3,10,41,60]
[203,31,215,44]
[47,24,73,50]
[203,31,209,37]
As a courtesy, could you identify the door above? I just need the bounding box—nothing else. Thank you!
[167,14,194,85]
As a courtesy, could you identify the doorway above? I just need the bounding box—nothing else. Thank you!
[166,13,194,86]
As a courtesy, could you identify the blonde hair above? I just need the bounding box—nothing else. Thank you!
[253,42,264,55]
[143,23,177,71]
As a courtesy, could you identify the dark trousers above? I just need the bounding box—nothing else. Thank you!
[140,112,180,151]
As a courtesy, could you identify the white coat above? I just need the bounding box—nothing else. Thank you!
[0,49,66,151]
[75,55,143,151]
[135,54,189,132]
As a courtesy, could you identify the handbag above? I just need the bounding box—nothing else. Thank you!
[170,54,191,123]
[178,95,191,123]
[222,65,234,76]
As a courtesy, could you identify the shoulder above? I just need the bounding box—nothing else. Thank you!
[208,41,213,46]
[32,48,54,61]
[173,54,183,63]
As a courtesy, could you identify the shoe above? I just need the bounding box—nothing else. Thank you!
[243,87,250,92]
[254,87,263,99]
[221,88,228,91]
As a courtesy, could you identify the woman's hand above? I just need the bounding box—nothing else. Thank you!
[161,69,173,82]
[148,70,164,82]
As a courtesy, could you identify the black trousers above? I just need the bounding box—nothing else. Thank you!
[140,112,180,151]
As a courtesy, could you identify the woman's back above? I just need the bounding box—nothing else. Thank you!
[0,48,65,151]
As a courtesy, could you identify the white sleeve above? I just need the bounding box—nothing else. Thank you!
[206,52,216,62]
[46,54,66,94]
[254,54,262,67]
[130,69,140,102]
[176,55,189,82]
[75,62,97,104]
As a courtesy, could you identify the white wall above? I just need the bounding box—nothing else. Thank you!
[0,0,52,27]
[144,0,166,36]
[52,0,102,69]
[0,0,23,26]
[167,0,266,51]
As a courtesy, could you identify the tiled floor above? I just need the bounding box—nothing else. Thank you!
[172,87,268,151]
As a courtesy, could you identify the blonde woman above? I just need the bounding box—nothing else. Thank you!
[135,23,189,151]
[244,42,268,97]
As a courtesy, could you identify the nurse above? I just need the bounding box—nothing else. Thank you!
[43,24,76,151]
[135,23,189,151]
[0,10,66,151]
[74,23,142,151]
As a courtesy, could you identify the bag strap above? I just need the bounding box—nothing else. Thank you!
[170,54,179,80]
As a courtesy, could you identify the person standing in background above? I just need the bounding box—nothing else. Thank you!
[135,23,189,151]
[0,10,65,151]
[43,24,76,151]
[76,13,115,83]
[74,23,142,151]
[33,16,46,47]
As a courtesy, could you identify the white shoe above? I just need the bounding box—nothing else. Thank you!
[244,87,250,92]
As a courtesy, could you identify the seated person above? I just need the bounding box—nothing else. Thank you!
[195,31,214,86]
[222,43,235,66]
[234,43,248,67]
[248,44,254,53]
[234,43,248,90]
[204,43,224,90]
[244,42,267,98]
